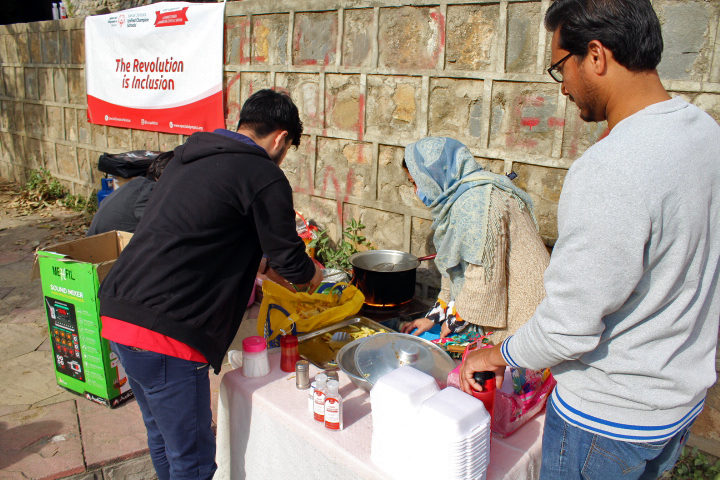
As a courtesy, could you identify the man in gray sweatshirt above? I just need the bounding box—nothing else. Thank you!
[460,1,720,478]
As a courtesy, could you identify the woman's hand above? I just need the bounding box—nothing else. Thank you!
[400,317,434,336]
[440,322,452,338]
[458,344,507,394]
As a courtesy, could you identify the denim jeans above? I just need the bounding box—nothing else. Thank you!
[540,399,691,480]
[110,342,216,480]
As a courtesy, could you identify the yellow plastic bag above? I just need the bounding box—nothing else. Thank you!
[258,281,365,347]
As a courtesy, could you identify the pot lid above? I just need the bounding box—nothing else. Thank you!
[349,250,419,272]
[354,333,455,387]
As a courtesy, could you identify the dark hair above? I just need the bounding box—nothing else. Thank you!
[237,89,303,147]
[545,0,663,72]
[147,151,173,180]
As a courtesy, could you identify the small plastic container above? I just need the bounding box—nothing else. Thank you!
[280,335,300,372]
[242,336,270,378]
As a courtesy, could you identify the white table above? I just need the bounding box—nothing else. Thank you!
[215,352,544,480]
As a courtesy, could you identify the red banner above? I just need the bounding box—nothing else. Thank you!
[155,7,189,27]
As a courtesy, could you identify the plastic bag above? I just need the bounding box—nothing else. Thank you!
[258,280,365,347]
[98,150,163,178]
[447,338,555,437]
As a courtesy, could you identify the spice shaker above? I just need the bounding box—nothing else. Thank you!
[241,336,270,378]
[296,360,310,389]
[280,335,300,372]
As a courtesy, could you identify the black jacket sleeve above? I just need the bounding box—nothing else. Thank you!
[251,178,315,284]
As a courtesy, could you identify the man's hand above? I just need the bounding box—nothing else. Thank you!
[459,343,507,394]
[307,262,323,293]
[400,318,434,336]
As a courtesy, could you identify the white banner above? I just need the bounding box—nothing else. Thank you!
[85,2,225,136]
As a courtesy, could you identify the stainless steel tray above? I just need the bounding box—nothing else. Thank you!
[298,316,393,369]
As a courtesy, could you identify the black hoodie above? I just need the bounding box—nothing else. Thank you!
[99,132,315,372]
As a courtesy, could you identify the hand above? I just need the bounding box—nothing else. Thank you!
[264,268,295,292]
[307,262,323,293]
[440,322,452,338]
[458,344,507,394]
[400,318,434,336]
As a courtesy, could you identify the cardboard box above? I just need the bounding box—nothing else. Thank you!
[31,231,135,408]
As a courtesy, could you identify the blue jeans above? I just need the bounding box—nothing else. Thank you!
[110,342,216,480]
[540,399,691,480]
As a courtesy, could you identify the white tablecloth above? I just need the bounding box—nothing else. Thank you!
[215,351,544,480]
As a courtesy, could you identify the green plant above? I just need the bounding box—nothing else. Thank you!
[23,169,97,214]
[307,218,374,272]
[666,446,720,480]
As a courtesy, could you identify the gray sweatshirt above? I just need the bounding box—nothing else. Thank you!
[501,97,720,442]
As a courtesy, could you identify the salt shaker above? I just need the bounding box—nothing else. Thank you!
[296,360,310,389]
[241,336,270,378]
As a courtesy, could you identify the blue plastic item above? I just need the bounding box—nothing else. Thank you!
[412,323,442,341]
[97,177,114,204]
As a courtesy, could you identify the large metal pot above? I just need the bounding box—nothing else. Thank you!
[348,250,435,306]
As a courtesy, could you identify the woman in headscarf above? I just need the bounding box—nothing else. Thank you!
[400,137,549,343]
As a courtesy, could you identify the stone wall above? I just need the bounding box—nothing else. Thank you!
[1,0,720,453]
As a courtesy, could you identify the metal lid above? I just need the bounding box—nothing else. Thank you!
[354,333,455,388]
[349,250,420,272]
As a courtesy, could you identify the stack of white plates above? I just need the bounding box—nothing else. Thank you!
[370,367,491,480]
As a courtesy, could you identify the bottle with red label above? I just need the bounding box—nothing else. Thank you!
[472,371,496,420]
[313,373,327,422]
[324,379,343,431]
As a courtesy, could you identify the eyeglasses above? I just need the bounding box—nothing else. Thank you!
[547,52,573,83]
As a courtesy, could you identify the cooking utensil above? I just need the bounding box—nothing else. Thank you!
[336,336,373,391]
[349,250,436,306]
[328,331,352,349]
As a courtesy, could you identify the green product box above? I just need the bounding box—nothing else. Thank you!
[32,231,135,408]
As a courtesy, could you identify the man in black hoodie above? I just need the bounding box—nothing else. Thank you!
[99,89,321,480]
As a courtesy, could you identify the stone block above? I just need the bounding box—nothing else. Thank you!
[366,75,422,139]
[4,34,19,63]
[56,143,77,177]
[678,91,720,125]
[428,78,484,144]
[64,471,102,480]
[67,68,85,105]
[0,68,4,97]
[316,137,373,200]
[24,103,44,137]
[12,102,25,133]
[76,148,92,184]
[378,144,424,209]
[65,107,78,142]
[90,151,105,184]
[292,11,337,66]
[378,6,443,70]
[77,109,91,145]
[0,34,7,64]
[23,136,42,170]
[158,133,182,152]
[252,14,289,65]
[691,382,720,443]
[47,105,65,140]
[102,455,157,480]
[107,126,132,150]
[561,101,608,160]
[3,66,16,98]
[656,1,716,81]
[38,67,53,101]
[505,2,542,74]
[238,72,271,106]
[411,217,435,257]
[342,8,374,68]
[91,123,106,149]
[41,30,59,64]
[489,82,560,156]
[14,67,24,99]
[325,74,363,135]
[292,193,340,241]
[24,67,39,100]
[59,29,72,64]
[512,163,566,242]
[0,161,11,179]
[282,134,314,194]
[71,29,84,65]
[224,72,241,128]
[1,132,13,162]
[275,72,321,129]
[0,101,9,130]
[476,156,505,175]
[225,15,251,65]
[343,204,404,251]
[28,31,42,64]
[131,129,159,151]
[16,33,29,64]
[42,141,58,173]
[445,4,500,72]
[55,68,69,103]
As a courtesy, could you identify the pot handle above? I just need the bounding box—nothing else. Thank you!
[417,254,437,262]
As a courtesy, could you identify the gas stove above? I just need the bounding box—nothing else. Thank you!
[358,297,431,331]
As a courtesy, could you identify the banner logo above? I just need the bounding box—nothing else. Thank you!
[155,7,189,27]
[118,14,125,27]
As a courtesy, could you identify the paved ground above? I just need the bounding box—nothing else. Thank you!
[0,181,259,479]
